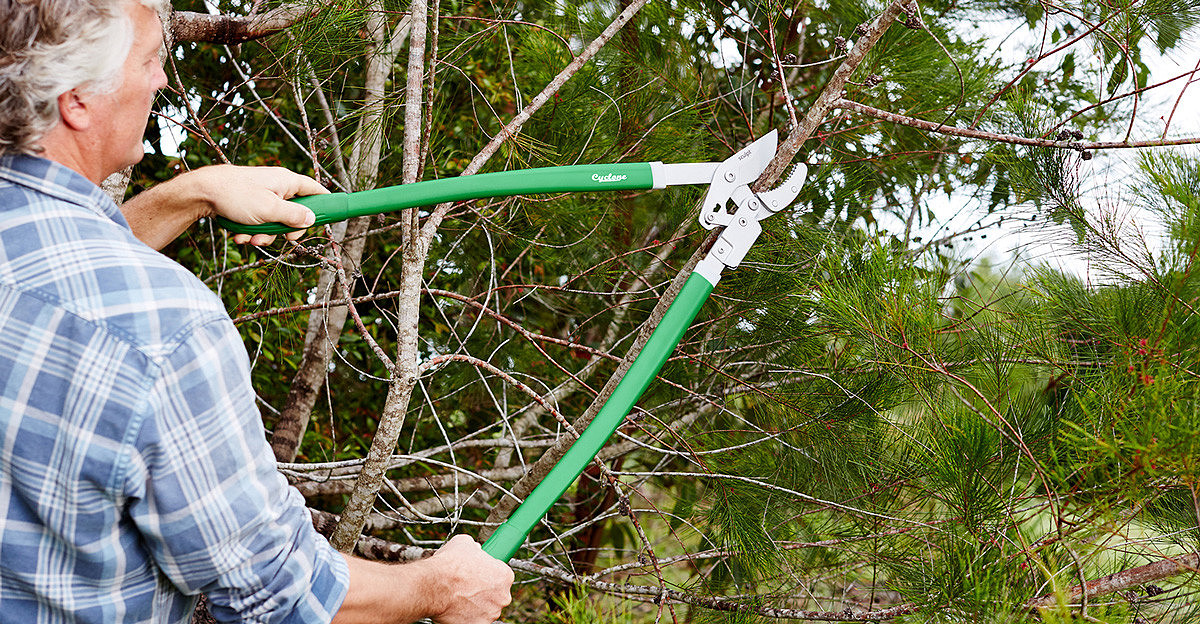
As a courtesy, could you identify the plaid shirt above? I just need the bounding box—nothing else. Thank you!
[0,155,349,623]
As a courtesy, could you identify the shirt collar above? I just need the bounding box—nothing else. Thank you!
[0,153,131,229]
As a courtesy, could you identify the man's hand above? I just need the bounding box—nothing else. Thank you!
[192,165,324,246]
[121,164,324,250]
[423,535,515,624]
[334,535,513,624]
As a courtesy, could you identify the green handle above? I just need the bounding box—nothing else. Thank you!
[482,271,716,562]
[217,163,656,235]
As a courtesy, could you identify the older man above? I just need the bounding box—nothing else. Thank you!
[0,0,513,622]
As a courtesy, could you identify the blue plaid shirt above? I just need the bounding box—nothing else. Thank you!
[0,155,349,623]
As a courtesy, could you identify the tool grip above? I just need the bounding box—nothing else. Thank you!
[217,163,656,235]
[481,271,716,562]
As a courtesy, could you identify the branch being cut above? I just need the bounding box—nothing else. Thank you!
[170,4,315,44]
[752,0,913,192]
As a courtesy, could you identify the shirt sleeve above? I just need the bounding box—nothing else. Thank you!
[121,315,350,624]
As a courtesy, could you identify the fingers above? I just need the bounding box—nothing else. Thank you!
[230,233,280,246]
[224,167,323,245]
[428,535,514,624]
[279,168,330,199]
[266,196,317,230]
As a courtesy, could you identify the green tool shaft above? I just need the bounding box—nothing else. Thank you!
[218,163,656,235]
[482,271,716,562]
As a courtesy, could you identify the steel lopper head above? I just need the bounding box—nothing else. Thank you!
[698,130,778,229]
[695,145,809,279]
[755,162,808,218]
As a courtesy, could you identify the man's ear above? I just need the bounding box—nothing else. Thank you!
[57,90,91,132]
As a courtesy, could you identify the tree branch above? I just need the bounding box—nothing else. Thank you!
[293,466,527,497]
[1030,552,1198,609]
[835,98,1200,150]
[752,0,912,192]
[170,4,315,44]
[330,0,429,551]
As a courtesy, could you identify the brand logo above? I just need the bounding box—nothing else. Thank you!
[592,173,628,183]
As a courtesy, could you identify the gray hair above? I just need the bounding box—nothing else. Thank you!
[0,0,167,156]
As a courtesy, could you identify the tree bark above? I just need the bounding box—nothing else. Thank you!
[330,0,429,550]
[170,4,315,44]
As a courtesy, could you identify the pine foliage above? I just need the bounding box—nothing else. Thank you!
[145,0,1200,621]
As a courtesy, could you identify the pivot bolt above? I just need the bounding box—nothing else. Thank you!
[724,171,736,182]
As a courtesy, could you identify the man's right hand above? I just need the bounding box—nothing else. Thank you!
[333,535,513,624]
[423,535,514,624]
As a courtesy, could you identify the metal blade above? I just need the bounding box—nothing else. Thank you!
[699,130,778,229]
[756,163,808,219]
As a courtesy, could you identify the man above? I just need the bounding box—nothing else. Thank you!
[0,0,514,622]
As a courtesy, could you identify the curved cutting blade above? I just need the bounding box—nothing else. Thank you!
[756,162,808,218]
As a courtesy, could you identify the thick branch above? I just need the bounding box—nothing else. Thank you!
[330,0,428,552]
[170,4,314,44]
[309,509,429,563]
[835,98,1200,150]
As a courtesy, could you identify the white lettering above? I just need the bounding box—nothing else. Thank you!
[591,173,629,183]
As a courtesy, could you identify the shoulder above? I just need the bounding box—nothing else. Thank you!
[0,178,230,359]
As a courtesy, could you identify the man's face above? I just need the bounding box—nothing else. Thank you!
[90,1,167,177]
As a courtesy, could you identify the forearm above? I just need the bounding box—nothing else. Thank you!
[120,175,209,250]
[331,535,512,624]
[333,555,439,624]
[119,165,322,249]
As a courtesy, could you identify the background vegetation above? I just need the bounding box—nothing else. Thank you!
[149,0,1200,621]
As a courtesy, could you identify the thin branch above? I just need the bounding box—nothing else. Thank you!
[417,0,652,250]
[834,98,1200,150]
[508,559,920,622]
[1163,55,1200,139]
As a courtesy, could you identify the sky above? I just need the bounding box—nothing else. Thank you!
[902,13,1200,283]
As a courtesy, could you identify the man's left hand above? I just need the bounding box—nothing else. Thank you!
[121,164,326,250]
[189,165,324,246]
